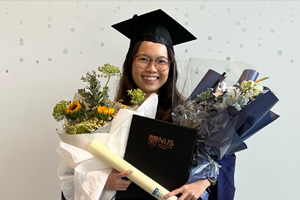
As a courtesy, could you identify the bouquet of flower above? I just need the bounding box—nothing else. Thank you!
[52,63,141,135]
[53,64,161,200]
[172,67,279,179]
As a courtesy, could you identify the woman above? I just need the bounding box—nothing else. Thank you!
[109,40,211,200]
[62,8,236,200]
[103,9,222,200]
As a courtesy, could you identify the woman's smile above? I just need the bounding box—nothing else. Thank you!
[142,75,159,81]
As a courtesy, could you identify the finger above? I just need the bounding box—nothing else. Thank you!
[116,185,129,191]
[118,170,133,178]
[117,180,132,191]
[164,188,181,199]
[178,192,188,200]
[119,179,132,186]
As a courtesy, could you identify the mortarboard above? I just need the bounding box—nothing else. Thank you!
[112,9,197,52]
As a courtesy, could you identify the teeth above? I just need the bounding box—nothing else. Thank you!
[143,76,158,81]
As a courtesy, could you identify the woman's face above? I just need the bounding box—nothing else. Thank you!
[132,41,170,97]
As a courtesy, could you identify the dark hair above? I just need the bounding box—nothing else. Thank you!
[115,41,182,121]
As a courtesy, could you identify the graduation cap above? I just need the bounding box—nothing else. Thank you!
[112,9,196,52]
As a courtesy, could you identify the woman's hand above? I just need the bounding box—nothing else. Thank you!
[104,169,132,191]
[165,179,211,200]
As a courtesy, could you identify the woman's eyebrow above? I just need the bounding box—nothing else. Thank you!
[137,54,168,59]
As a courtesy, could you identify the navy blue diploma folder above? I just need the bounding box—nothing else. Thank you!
[116,114,197,200]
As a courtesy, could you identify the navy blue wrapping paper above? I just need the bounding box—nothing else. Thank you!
[189,69,279,157]
[175,68,279,200]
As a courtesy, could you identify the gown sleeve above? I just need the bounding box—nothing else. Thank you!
[210,154,236,200]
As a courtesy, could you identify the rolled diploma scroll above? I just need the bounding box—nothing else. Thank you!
[88,140,177,200]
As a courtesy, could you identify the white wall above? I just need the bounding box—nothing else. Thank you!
[0,1,298,199]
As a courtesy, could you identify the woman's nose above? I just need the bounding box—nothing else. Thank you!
[145,60,157,72]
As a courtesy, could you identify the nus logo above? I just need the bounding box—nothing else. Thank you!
[148,134,174,149]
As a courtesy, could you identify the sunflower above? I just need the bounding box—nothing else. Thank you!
[65,100,82,114]
[97,105,114,116]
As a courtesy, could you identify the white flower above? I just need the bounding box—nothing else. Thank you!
[221,87,250,111]
[252,85,263,96]
[241,80,255,91]
[240,80,264,99]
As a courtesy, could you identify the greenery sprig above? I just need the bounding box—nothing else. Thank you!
[127,88,146,106]
[78,63,122,110]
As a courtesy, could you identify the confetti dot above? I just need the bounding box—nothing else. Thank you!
[240,44,244,48]
[63,49,69,54]
[5,70,9,73]
[270,29,275,33]
[242,28,246,32]
[71,27,75,32]
[290,59,294,63]
[277,50,283,56]
[236,21,240,25]
[100,43,104,47]
[208,36,212,40]
[185,49,188,53]
[101,27,104,31]
[36,60,39,63]
[226,68,231,73]
[226,57,231,61]
[19,57,24,62]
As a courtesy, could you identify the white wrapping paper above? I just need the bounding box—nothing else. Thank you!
[56,94,159,200]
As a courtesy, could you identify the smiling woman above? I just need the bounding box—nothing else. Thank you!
[131,41,170,97]
[105,9,225,200]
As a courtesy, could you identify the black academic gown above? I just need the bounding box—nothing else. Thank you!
[210,154,236,200]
